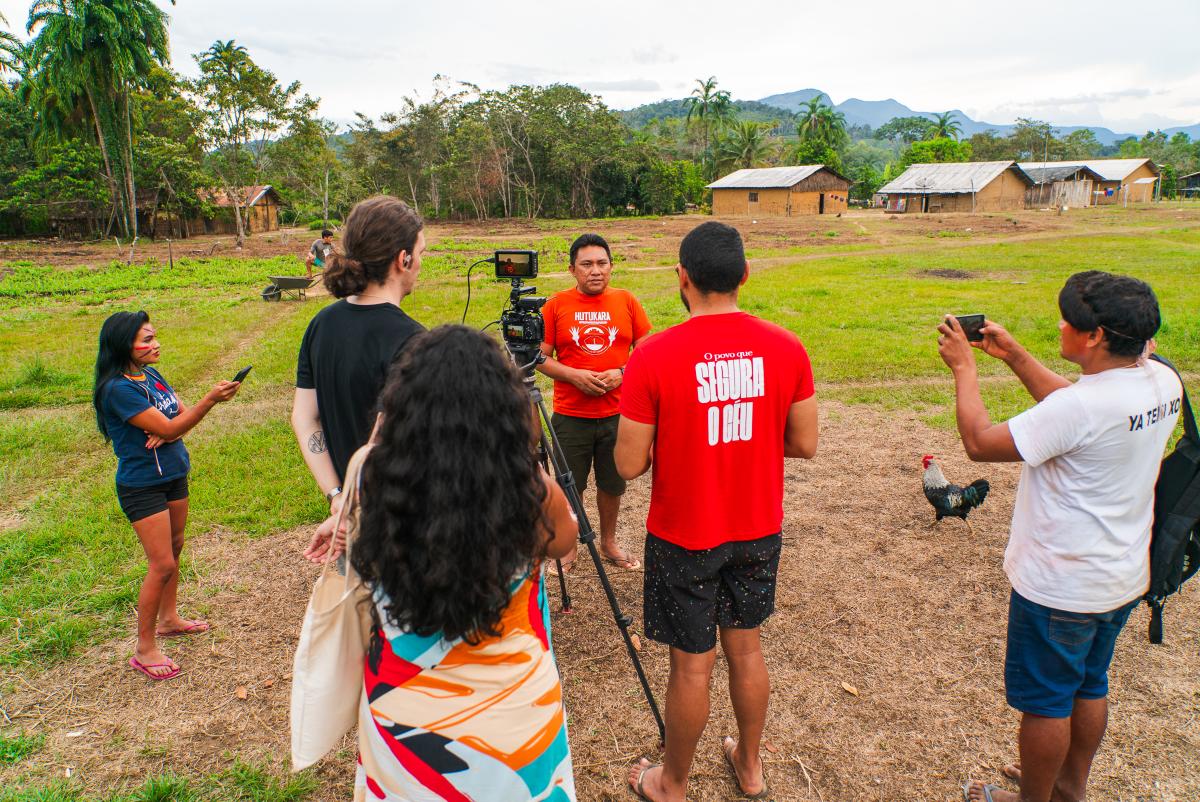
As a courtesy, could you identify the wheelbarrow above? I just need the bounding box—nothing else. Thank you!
[262,275,318,301]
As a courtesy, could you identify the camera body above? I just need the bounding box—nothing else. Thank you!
[495,250,546,361]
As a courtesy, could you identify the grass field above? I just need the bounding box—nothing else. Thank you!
[1,205,1198,800]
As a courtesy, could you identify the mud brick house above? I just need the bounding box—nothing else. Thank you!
[1017,158,1159,204]
[708,166,851,216]
[1022,164,1105,208]
[878,161,1033,213]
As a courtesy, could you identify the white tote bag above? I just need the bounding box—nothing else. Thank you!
[291,446,374,771]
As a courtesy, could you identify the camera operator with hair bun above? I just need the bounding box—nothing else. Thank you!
[292,195,426,562]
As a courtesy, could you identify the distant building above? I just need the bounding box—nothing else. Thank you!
[189,185,284,235]
[1022,165,1105,208]
[1178,171,1200,197]
[1016,159,1159,204]
[707,166,851,216]
[877,161,1033,213]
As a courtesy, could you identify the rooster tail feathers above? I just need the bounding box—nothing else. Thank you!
[963,479,990,506]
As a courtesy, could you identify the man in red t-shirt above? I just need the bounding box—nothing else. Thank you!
[616,221,817,802]
[538,233,652,571]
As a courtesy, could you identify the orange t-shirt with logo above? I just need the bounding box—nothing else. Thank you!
[542,287,651,418]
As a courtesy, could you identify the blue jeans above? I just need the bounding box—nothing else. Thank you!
[1004,589,1138,718]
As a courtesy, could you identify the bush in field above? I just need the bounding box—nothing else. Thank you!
[306,219,341,230]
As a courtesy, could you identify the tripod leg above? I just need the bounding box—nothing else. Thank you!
[555,559,572,612]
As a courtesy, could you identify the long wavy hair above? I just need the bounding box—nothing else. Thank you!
[351,325,549,645]
[93,310,150,441]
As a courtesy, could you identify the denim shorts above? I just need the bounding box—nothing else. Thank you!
[1005,589,1138,718]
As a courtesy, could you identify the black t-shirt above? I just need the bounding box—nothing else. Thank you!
[296,300,424,481]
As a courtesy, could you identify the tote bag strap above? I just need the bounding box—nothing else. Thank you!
[321,444,374,589]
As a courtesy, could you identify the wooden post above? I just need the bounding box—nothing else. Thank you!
[167,238,174,269]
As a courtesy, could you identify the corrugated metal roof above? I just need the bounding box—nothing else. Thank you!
[1023,165,1104,184]
[1016,158,1158,182]
[707,165,830,189]
[878,161,1032,195]
[1177,171,1199,181]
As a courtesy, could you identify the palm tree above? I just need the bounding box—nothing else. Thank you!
[0,12,21,75]
[25,0,172,238]
[929,111,962,140]
[795,96,848,151]
[715,121,778,171]
[685,76,733,165]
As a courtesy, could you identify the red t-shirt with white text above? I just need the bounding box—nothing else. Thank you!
[619,312,814,550]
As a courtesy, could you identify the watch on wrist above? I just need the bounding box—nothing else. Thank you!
[326,486,343,503]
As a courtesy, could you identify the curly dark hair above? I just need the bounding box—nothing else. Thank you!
[351,325,549,645]
[1059,270,1161,358]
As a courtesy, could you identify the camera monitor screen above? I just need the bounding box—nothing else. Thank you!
[495,249,538,279]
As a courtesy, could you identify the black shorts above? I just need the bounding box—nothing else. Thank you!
[550,412,626,496]
[643,532,782,654]
[116,475,189,523]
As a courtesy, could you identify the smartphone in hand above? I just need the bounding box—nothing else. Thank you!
[232,365,253,383]
[954,315,986,343]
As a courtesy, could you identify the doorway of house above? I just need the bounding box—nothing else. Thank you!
[818,193,825,214]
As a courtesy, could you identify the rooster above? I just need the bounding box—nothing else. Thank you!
[922,455,990,534]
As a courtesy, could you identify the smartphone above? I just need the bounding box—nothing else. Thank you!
[954,314,986,342]
[232,365,253,383]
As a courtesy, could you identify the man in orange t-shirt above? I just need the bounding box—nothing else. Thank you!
[539,233,651,571]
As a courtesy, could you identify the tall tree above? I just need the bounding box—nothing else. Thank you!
[928,111,962,140]
[192,39,317,246]
[876,115,935,144]
[25,0,173,239]
[0,12,20,75]
[685,76,732,171]
[715,121,778,171]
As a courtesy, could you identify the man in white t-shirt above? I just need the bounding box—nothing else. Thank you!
[936,271,1182,802]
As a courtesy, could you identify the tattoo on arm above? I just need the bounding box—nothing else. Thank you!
[308,430,327,454]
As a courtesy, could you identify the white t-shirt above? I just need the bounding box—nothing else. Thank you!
[1006,359,1183,613]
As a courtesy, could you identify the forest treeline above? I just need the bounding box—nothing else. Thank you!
[1,4,1197,240]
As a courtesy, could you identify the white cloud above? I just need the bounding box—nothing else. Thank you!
[1,0,1196,130]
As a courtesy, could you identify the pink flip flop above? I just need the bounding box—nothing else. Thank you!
[129,656,181,681]
[157,620,210,638]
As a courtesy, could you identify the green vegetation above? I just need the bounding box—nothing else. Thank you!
[0,761,317,802]
[0,733,43,765]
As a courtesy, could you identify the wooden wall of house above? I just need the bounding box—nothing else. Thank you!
[1124,164,1158,203]
[793,170,850,193]
[1026,180,1093,208]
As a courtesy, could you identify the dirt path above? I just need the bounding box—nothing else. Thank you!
[3,401,1197,801]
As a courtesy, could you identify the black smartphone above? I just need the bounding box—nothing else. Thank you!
[954,314,986,342]
[232,365,253,383]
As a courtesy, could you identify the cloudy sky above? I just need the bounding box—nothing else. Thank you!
[2,0,1197,133]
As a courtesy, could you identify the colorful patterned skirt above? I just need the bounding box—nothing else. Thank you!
[354,567,576,801]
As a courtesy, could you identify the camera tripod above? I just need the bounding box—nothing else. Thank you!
[508,344,666,743]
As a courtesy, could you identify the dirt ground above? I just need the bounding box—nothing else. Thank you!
[2,400,1197,801]
[0,203,1190,273]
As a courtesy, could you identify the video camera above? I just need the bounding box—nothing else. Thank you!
[495,250,546,364]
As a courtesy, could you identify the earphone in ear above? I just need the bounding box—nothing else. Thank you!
[403,254,412,267]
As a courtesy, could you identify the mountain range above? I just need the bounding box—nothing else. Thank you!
[622,88,1200,145]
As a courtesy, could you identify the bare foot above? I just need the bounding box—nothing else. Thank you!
[722,736,766,797]
[628,759,671,802]
[966,779,1018,802]
[1002,762,1022,781]
[133,647,178,678]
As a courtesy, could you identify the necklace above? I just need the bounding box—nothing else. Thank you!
[352,294,397,304]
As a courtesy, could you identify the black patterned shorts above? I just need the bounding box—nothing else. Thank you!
[643,532,782,654]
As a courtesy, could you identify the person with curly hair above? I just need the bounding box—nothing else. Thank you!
[322,325,579,801]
